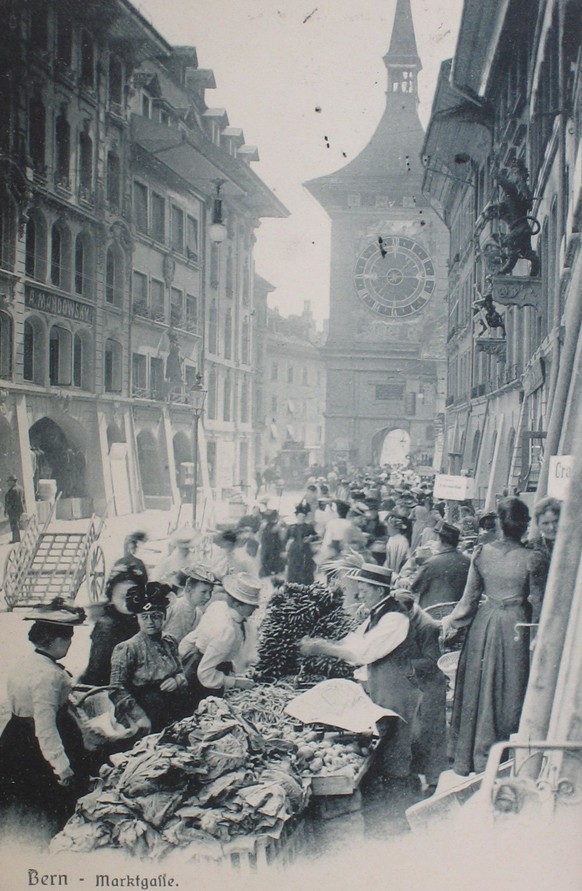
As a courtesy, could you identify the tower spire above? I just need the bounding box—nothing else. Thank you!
[383,0,422,97]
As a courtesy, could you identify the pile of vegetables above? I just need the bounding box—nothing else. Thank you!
[51,698,310,861]
[291,729,372,781]
[255,583,355,681]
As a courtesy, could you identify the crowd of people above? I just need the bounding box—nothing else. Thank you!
[0,464,562,845]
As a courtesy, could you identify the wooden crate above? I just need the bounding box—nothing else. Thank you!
[310,747,377,797]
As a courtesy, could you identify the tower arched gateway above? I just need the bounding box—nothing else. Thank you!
[372,427,411,467]
[304,0,447,468]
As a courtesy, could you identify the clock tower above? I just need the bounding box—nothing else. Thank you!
[305,0,448,468]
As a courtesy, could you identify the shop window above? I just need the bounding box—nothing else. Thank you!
[109,55,123,107]
[186,215,198,261]
[49,326,72,386]
[170,288,183,327]
[134,182,148,235]
[185,294,198,332]
[207,366,217,419]
[29,95,46,171]
[241,316,250,364]
[79,131,93,194]
[80,31,94,90]
[50,223,70,290]
[132,353,147,396]
[105,245,124,307]
[0,311,13,379]
[240,376,249,423]
[106,152,121,210]
[73,332,83,387]
[208,300,218,354]
[150,356,164,399]
[224,309,232,359]
[151,193,165,242]
[56,12,72,68]
[223,371,232,421]
[151,279,165,322]
[171,206,184,252]
[55,113,70,188]
[104,338,122,392]
[29,0,48,50]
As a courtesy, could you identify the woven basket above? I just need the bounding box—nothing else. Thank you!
[425,601,458,621]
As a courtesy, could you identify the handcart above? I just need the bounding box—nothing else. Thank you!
[2,498,106,609]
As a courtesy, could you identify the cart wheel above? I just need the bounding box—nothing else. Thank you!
[86,544,106,602]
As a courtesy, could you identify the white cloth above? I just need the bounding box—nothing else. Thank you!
[339,612,409,682]
[180,600,247,691]
[6,649,74,781]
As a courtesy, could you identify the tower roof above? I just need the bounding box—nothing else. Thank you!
[384,0,421,69]
[304,1,425,211]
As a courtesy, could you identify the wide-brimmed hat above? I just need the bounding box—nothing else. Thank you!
[434,519,461,545]
[222,572,261,606]
[294,502,310,516]
[346,562,393,589]
[24,597,86,626]
[180,563,216,585]
[128,581,172,614]
[106,558,148,591]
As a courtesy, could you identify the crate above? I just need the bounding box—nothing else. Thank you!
[310,747,377,797]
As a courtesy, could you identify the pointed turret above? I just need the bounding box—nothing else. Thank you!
[304,0,425,213]
[384,0,421,96]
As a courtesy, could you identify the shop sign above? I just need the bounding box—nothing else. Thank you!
[548,455,573,500]
[25,285,94,325]
[433,473,475,501]
[522,357,545,398]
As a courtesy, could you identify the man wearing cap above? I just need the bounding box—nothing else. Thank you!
[179,572,260,702]
[4,474,25,544]
[410,519,470,610]
[300,564,422,791]
[163,564,215,643]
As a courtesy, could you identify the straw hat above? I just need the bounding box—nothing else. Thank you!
[24,597,86,626]
[222,572,262,606]
[345,562,393,589]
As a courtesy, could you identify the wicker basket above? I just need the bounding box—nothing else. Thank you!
[425,601,458,621]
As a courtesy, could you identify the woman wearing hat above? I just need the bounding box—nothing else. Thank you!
[179,572,260,704]
[110,582,190,732]
[79,561,146,687]
[0,599,88,835]
[163,564,215,643]
[286,503,317,585]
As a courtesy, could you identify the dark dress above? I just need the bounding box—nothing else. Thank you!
[447,540,546,775]
[259,524,285,577]
[0,650,88,836]
[286,524,315,585]
[79,606,139,687]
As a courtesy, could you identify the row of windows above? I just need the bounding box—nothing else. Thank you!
[28,0,125,107]
[208,302,251,363]
[23,211,125,306]
[205,369,251,424]
[133,182,199,258]
[132,272,199,332]
[270,362,323,386]
[0,311,121,393]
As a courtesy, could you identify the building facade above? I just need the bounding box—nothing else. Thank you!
[304,0,448,472]
[262,303,326,481]
[422,0,582,508]
[0,0,286,522]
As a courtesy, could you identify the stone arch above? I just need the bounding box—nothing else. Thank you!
[372,426,411,467]
[29,415,87,498]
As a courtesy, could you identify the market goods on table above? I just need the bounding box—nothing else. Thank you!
[50,697,310,862]
[255,582,356,681]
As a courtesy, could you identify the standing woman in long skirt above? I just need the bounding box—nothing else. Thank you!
[441,497,546,775]
[0,600,88,839]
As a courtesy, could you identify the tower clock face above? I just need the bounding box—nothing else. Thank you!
[354,235,435,318]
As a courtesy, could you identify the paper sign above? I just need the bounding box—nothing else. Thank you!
[548,455,573,500]
[285,679,402,733]
[433,474,475,501]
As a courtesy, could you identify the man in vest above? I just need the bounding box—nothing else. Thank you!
[299,563,421,792]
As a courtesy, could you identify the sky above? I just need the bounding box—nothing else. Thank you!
[135,0,464,325]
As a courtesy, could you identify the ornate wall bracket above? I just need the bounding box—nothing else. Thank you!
[476,338,507,362]
[491,276,542,310]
